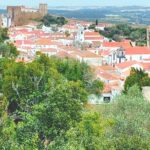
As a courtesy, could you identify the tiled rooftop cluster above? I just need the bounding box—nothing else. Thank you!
[8,19,150,103]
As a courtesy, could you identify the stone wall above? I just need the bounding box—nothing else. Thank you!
[7,5,47,26]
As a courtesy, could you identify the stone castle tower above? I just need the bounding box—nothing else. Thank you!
[39,4,48,16]
[7,6,22,24]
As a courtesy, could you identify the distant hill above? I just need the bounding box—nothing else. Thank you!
[0,9,6,14]
[0,6,150,25]
[48,6,150,25]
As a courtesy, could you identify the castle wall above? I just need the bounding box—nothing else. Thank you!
[7,4,48,26]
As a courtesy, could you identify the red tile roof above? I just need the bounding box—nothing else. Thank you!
[59,46,80,52]
[84,31,101,37]
[140,62,150,70]
[115,61,150,73]
[125,47,150,55]
[97,65,116,72]
[73,51,100,58]
[99,50,111,56]
[15,40,34,45]
[98,71,120,81]
[35,38,52,45]
[56,51,74,58]
[85,37,104,41]
[103,41,131,48]
[41,48,57,53]
[115,61,139,70]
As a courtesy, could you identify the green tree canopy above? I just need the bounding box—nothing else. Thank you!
[124,68,150,92]
[100,24,146,46]
[104,85,150,149]
[49,112,112,150]
[41,14,67,27]
[0,28,9,43]
[0,55,104,149]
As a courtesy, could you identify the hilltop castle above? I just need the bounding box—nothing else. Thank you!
[6,4,48,26]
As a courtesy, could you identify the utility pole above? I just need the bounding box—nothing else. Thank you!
[147,27,150,48]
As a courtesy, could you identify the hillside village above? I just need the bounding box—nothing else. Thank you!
[1,1,150,149]
[1,4,150,104]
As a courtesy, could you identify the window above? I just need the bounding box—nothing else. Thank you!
[130,56,132,61]
[103,97,111,103]
[140,56,142,60]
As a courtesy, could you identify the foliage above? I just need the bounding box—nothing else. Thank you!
[0,28,9,43]
[112,34,122,42]
[88,24,96,30]
[1,41,150,149]
[100,24,146,46]
[95,19,98,26]
[52,85,150,150]
[90,80,104,95]
[0,43,19,58]
[65,31,70,37]
[124,68,150,92]
[0,55,103,149]
[31,80,88,139]
[49,112,112,150]
[104,85,150,149]
[41,14,67,27]
[0,27,18,58]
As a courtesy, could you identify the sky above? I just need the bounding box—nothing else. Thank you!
[0,0,150,8]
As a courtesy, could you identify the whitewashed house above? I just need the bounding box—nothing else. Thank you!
[0,14,11,28]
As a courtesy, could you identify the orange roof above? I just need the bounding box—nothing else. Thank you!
[41,48,57,53]
[98,71,120,81]
[14,40,34,46]
[115,61,139,70]
[125,47,150,55]
[97,65,116,71]
[140,62,150,70]
[116,61,150,72]
[73,51,100,58]
[59,46,80,52]
[102,82,121,94]
[56,51,71,58]
[85,37,104,41]
[103,41,131,48]
[99,50,111,56]
[84,31,101,37]
[35,38,52,45]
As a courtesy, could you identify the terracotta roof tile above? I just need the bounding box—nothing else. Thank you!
[125,47,150,55]
[115,61,138,69]
[35,38,52,45]
[103,41,131,48]
[84,31,101,37]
